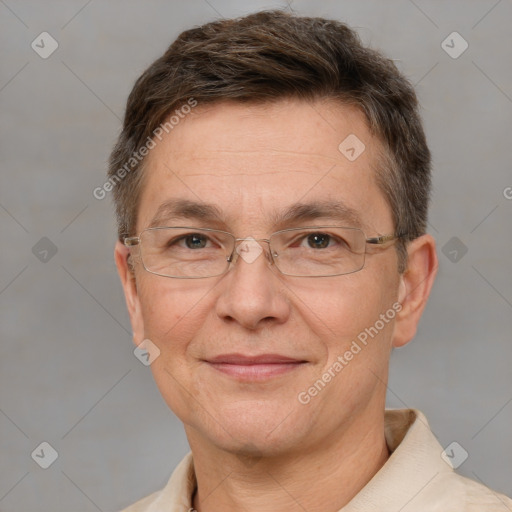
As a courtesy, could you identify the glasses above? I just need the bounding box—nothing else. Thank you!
[124,226,402,279]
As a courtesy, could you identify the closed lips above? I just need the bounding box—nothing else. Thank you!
[205,354,305,364]
[204,354,307,381]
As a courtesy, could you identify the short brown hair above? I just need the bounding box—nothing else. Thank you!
[108,10,431,272]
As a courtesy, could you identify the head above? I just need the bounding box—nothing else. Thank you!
[112,11,437,458]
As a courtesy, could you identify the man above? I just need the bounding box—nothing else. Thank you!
[110,10,512,511]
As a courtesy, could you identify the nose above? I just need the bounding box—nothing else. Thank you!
[215,238,291,331]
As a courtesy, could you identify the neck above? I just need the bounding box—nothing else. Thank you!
[189,412,390,512]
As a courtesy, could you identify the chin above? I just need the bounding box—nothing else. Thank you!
[189,399,310,457]
[210,428,300,460]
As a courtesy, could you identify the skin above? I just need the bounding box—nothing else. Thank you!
[115,98,438,511]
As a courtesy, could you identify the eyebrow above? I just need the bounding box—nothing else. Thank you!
[275,200,363,229]
[148,199,225,228]
[147,198,364,229]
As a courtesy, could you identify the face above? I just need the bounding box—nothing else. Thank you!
[116,98,418,458]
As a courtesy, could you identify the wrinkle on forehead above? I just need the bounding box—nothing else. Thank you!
[180,149,341,159]
[174,170,323,178]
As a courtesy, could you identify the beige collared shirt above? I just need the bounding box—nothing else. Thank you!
[121,409,512,511]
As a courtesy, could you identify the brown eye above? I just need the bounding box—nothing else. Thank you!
[306,233,331,249]
[183,234,208,249]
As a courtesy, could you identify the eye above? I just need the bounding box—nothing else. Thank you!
[283,230,350,251]
[184,234,208,249]
[167,233,211,249]
[304,232,333,249]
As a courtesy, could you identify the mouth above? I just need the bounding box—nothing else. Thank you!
[204,353,307,381]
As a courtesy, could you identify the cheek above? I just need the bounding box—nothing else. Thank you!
[137,276,216,352]
[288,275,382,338]
[139,276,213,380]
[136,277,217,417]
[337,270,400,371]
[291,267,399,366]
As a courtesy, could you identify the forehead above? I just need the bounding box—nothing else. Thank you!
[136,99,393,234]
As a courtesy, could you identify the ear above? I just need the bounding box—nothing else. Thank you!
[392,234,438,348]
[114,240,145,345]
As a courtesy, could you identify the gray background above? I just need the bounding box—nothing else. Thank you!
[1,0,511,510]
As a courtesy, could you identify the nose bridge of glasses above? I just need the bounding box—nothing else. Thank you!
[228,237,273,265]
[234,237,271,245]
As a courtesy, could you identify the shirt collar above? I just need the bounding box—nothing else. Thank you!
[342,409,454,511]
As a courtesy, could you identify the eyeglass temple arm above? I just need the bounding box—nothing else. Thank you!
[366,234,402,245]
[124,237,140,247]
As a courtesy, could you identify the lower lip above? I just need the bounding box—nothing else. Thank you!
[207,362,305,381]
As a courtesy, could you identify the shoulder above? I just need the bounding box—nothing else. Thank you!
[118,452,195,512]
[456,474,512,511]
[380,409,512,511]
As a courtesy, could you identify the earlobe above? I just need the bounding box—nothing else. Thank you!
[392,234,438,348]
[114,241,145,345]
